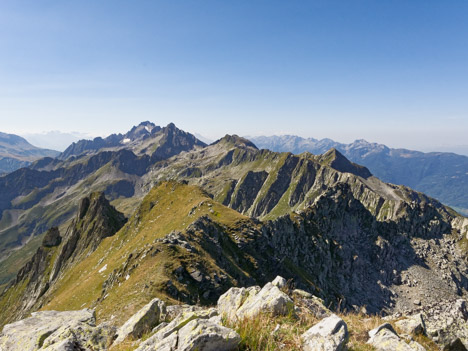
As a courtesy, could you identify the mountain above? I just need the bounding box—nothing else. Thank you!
[0,122,206,286]
[0,123,467,349]
[0,132,59,174]
[249,135,468,215]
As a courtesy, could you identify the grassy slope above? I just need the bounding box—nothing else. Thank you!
[42,181,248,326]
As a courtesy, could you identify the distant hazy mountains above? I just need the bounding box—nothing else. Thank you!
[0,133,59,174]
[249,135,468,215]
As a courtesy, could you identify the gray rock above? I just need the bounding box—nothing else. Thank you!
[135,308,218,350]
[42,227,62,248]
[271,275,287,289]
[114,298,166,344]
[177,318,240,351]
[301,314,348,351]
[135,308,239,351]
[217,286,260,322]
[218,282,294,322]
[165,304,205,321]
[293,291,331,319]
[0,309,112,351]
[41,338,77,351]
[293,288,313,299]
[368,323,425,351]
[425,299,468,349]
[42,322,116,351]
[396,314,426,335]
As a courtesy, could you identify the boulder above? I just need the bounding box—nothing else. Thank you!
[165,304,205,321]
[177,319,240,351]
[41,322,116,351]
[135,308,240,351]
[271,276,287,289]
[217,286,260,322]
[114,298,166,344]
[367,323,426,351]
[396,314,426,335]
[0,309,113,351]
[293,290,331,319]
[301,314,348,351]
[218,282,293,322]
[42,227,62,248]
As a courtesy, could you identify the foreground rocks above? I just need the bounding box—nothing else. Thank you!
[1,276,467,350]
[135,309,239,351]
[0,309,115,351]
[367,323,426,351]
[114,298,166,344]
[301,314,348,351]
[218,280,294,322]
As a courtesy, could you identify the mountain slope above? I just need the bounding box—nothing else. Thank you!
[0,132,59,174]
[1,180,467,347]
[0,122,205,285]
[1,125,468,348]
[0,192,126,325]
[249,135,468,215]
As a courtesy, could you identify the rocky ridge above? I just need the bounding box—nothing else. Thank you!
[0,180,466,349]
[249,134,468,215]
[1,276,465,350]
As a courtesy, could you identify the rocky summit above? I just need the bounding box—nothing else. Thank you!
[0,122,467,350]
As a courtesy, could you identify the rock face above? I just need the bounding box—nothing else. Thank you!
[249,134,468,213]
[301,314,348,351]
[0,309,115,351]
[218,281,294,322]
[114,298,166,344]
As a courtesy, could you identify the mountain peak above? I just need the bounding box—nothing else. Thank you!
[214,135,258,149]
[320,148,372,178]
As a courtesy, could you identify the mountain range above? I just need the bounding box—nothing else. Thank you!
[0,132,59,175]
[0,122,467,350]
[249,135,468,216]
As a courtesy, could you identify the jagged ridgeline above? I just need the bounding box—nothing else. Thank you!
[0,122,467,348]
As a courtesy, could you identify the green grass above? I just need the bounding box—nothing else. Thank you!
[41,181,249,326]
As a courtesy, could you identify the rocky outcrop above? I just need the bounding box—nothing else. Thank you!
[367,323,426,351]
[0,309,115,351]
[218,281,293,322]
[396,313,426,335]
[135,308,239,351]
[114,298,166,344]
[301,314,348,351]
[50,192,127,281]
[41,227,62,248]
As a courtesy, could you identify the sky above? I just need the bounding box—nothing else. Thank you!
[0,1,467,152]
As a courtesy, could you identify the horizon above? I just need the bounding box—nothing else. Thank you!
[0,1,467,153]
[6,120,468,156]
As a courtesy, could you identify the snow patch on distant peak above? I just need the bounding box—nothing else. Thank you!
[122,138,131,144]
[145,126,153,133]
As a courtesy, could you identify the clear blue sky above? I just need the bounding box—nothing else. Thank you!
[0,0,467,151]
